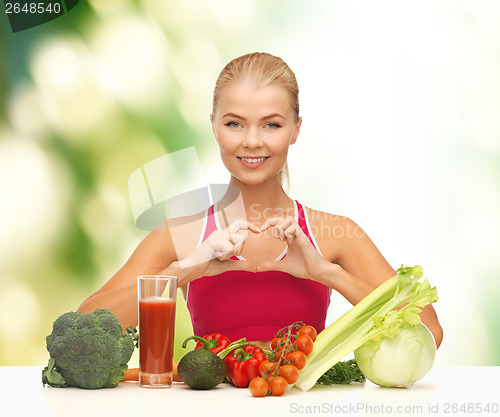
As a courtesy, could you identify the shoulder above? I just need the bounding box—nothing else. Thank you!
[302,205,367,262]
[304,205,394,277]
[303,205,364,237]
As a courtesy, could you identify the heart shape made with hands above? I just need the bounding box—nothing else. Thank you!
[220,216,322,279]
[179,215,326,282]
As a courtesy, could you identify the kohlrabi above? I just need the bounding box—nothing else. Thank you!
[295,265,438,391]
[354,322,436,387]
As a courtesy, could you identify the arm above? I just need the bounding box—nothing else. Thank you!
[320,217,443,348]
[78,219,260,330]
[258,214,443,348]
[77,225,178,329]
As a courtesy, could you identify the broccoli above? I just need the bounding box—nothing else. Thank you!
[42,309,136,389]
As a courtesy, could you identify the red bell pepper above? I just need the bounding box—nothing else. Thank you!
[183,333,231,355]
[224,344,266,388]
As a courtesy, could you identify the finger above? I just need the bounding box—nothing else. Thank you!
[215,243,238,261]
[226,228,234,245]
[277,217,296,240]
[231,238,244,256]
[213,238,233,253]
[263,218,287,240]
[247,222,261,234]
[220,259,257,273]
[213,240,235,261]
[263,217,295,240]
[228,220,261,234]
[226,222,260,256]
[216,250,236,261]
[228,225,254,253]
[206,259,257,277]
[256,260,287,273]
[283,223,303,242]
[272,225,283,241]
[260,217,284,231]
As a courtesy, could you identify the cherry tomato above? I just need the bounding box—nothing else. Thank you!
[279,364,299,384]
[259,360,277,378]
[298,325,317,342]
[274,347,289,361]
[271,336,288,352]
[286,350,307,370]
[292,334,314,355]
[268,376,288,396]
[249,377,269,397]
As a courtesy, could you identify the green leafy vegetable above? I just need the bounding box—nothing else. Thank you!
[41,358,68,388]
[295,265,438,391]
[315,359,365,385]
[126,325,139,347]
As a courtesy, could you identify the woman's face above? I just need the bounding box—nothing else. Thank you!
[211,82,301,187]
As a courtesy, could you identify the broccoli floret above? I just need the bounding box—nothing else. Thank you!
[42,309,136,389]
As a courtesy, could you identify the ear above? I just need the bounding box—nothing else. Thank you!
[210,114,217,140]
[290,116,302,145]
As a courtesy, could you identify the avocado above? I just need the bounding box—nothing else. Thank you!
[177,348,227,389]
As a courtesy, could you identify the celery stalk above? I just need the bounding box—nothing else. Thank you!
[295,265,437,392]
[305,272,400,366]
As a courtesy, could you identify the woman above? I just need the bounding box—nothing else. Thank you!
[78,52,443,349]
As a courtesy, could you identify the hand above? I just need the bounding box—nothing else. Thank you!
[174,220,260,284]
[206,219,261,262]
[256,216,331,282]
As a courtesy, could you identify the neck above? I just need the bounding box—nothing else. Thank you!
[222,175,294,224]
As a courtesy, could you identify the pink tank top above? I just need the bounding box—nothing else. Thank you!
[186,200,331,341]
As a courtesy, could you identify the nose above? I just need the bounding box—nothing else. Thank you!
[242,127,263,149]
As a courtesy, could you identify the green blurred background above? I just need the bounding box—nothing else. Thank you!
[1,0,499,367]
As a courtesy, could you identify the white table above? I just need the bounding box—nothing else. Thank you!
[2,366,498,416]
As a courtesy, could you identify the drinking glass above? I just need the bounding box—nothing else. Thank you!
[137,275,177,388]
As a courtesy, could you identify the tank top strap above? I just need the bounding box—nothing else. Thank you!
[295,200,324,257]
[296,201,307,233]
[200,205,216,244]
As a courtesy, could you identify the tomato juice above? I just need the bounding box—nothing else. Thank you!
[139,297,176,385]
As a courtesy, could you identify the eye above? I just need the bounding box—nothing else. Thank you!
[224,121,241,128]
[266,123,282,129]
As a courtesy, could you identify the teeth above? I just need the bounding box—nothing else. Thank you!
[241,157,267,163]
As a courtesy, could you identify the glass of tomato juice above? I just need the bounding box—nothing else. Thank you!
[138,275,177,388]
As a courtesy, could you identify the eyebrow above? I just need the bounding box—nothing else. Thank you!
[222,112,286,121]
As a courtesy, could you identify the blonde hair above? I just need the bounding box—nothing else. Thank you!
[212,52,299,193]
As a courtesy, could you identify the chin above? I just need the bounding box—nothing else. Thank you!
[235,172,280,187]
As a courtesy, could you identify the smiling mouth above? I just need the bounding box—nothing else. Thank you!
[237,156,270,163]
